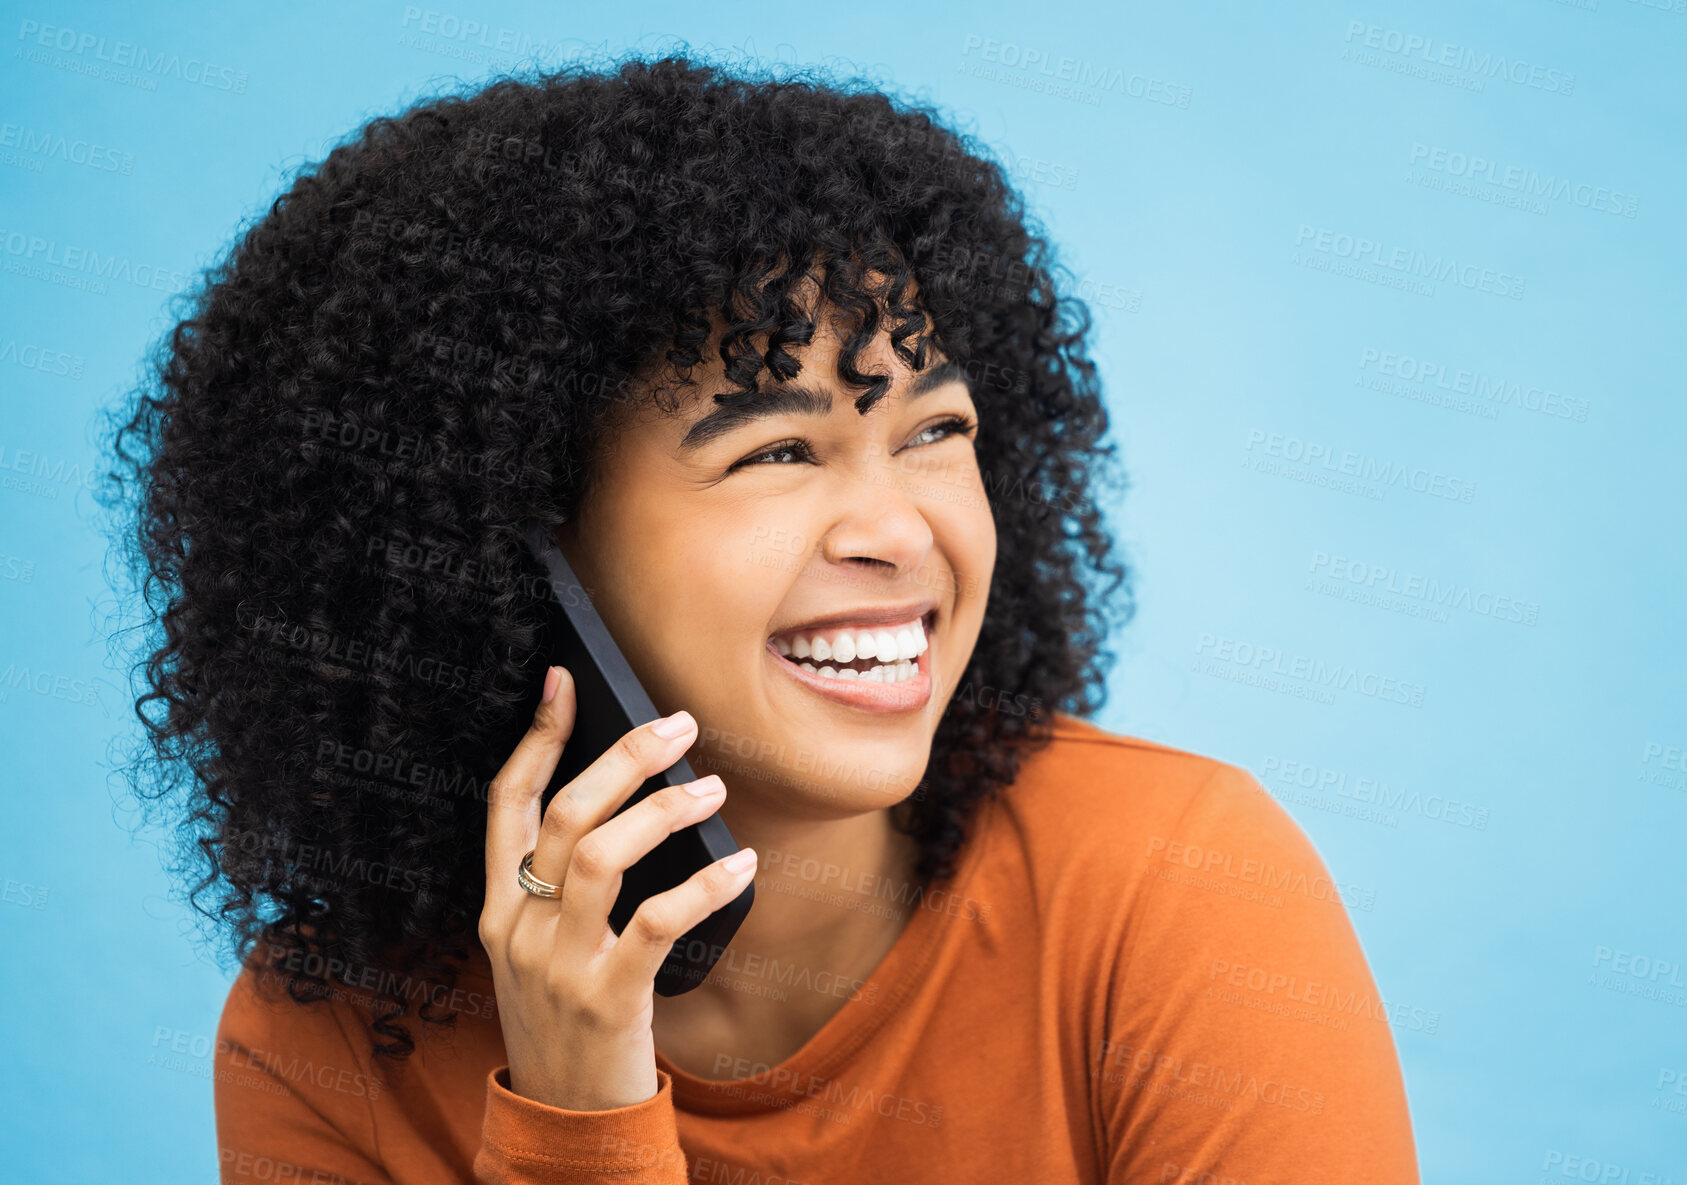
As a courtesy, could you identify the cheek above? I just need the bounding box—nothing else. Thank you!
[943,465,998,583]
[581,520,762,711]
[636,521,784,679]
[960,515,997,609]
[969,499,998,571]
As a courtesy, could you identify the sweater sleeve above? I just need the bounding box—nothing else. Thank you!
[215,964,689,1184]
[1096,762,1420,1185]
[474,1066,688,1183]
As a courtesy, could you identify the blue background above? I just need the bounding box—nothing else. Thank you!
[3,1,1683,1180]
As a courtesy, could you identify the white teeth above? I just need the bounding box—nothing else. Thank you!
[874,630,900,662]
[775,614,933,674]
[792,660,920,684]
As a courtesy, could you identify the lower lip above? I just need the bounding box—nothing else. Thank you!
[765,622,933,713]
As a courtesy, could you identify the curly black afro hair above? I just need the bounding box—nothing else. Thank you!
[100,53,1132,1063]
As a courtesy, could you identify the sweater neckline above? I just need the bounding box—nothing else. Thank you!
[654,788,1001,1115]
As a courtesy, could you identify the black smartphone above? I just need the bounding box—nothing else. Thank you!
[520,517,754,996]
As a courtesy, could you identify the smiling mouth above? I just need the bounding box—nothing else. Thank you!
[769,609,935,681]
[764,609,937,710]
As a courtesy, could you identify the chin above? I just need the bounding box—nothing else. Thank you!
[677,601,957,811]
[691,721,933,818]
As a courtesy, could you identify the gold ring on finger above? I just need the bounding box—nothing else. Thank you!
[517,850,562,899]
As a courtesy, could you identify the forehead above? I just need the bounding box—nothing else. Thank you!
[617,305,959,429]
[600,263,960,449]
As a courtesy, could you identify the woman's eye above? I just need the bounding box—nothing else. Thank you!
[905,415,978,449]
[727,416,976,474]
[730,440,816,471]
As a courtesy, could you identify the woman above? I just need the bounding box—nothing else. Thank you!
[107,55,1418,1184]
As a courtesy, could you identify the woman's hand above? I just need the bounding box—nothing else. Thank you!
[480,665,758,1111]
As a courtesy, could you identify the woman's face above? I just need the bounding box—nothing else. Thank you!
[555,311,996,821]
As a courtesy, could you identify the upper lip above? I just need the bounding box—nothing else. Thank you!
[770,598,939,641]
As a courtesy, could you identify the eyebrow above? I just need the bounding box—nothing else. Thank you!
[676,359,971,453]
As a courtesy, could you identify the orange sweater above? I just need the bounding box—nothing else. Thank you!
[214,714,1418,1184]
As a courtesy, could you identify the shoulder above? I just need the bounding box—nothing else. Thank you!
[217,941,502,1081]
[214,943,403,1121]
[994,711,1304,883]
[985,712,1368,958]
[212,946,391,1173]
[217,945,367,1060]
[983,717,1417,1175]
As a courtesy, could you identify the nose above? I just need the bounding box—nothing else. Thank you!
[816,459,936,578]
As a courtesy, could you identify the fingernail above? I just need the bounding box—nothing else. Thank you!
[684,775,724,797]
[651,710,694,739]
[722,847,757,874]
[540,666,561,705]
